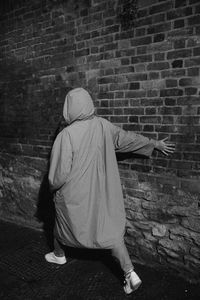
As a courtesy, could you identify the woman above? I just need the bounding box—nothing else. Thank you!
[45,87,175,294]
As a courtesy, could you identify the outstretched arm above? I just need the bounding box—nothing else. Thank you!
[109,121,175,157]
[109,122,156,157]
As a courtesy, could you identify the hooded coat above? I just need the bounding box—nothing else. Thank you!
[48,88,156,249]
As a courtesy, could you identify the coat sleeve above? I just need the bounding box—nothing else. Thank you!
[48,129,72,191]
[109,122,156,157]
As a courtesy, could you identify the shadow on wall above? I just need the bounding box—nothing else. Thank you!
[36,117,70,250]
[37,173,55,250]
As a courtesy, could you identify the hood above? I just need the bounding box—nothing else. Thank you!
[63,88,95,124]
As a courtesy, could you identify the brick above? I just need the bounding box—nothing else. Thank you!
[155,125,177,133]
[114,66,134,74]
[189,0,200,4]
[174,19,185,29]
[152,13,165,24]
[98,76,114,84]
[153,33,165,43]
[129,116,139,123]
[179,78,194,87]
[141,98,163,106]
[177,96,199,106]
[143,125,154,132]
[129,82,140,90]
[145,107,156,115]
[167,7,193,20]
[76,32,90,41]
[166,79,178,88]
[172,59,183,68]
[126,73,147,81]
[110,83,129,91]
[131,36,152,47]
[185,87,198,95]
[124,108,144,115]
[134,16,152,27]
[96,108,113,115]
[147,22,171,34]
[98,92,114,99]
[162,116,174,124]
[129,99,141,106]
[121,58,130,65]
[147,62,170,71]
[164,98,177,106]
[80,8,89,17]
[160,89,183,97]
[137,46,147,55]
[116,49,136,57]
[125,91,146,98]
[131,55,152,64]
[187,67,199,76]
[104,69,114,76]
[110,116,128,123]
[161,69,186,78]
[183,153,200,161]
[149,72,160,80]
[140,116,161,123]
[147,90,159,97]
[100,100,109,107]
[195,4,200,14]
[188,15,200,26]
[137,8,148,18]
[101,25,119,35]
[158,106,182,115]
[149,1,173,15]
[174,39,185,49]
[110,99,129,107]
[178,116,199,126]
[114,91,124,98]
[154,53,165,61]
[135,27,146,37]
[115,31,134,41]
[175,0,187,7]
[185,57,200,67]
[193,47,200,56]
[167,49,192,60]
[102,42,118,52]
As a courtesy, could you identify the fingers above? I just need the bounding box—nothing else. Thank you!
[165,143,175,147]
[161,144,176,156]
[162,150,168,156]
[165,146,175,151]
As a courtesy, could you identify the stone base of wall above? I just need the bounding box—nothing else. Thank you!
[0,153,51,231]
[0,153,200,283]
[121,169,200,283]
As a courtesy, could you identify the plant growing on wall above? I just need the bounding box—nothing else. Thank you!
[118,0,138,30]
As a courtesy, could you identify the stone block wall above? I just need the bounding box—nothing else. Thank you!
[0,0,200,282]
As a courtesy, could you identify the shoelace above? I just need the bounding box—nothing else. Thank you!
[124,269,134,285]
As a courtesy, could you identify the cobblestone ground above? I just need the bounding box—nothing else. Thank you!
[0,220,199,300]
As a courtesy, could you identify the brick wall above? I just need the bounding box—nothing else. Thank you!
[0,0,200,281]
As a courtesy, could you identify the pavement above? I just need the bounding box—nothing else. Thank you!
[0,220,200,300]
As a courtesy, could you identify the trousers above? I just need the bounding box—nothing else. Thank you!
[54,238,133,274]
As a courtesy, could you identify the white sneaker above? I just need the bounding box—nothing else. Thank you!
[45,252,67,265]
[124,270,142,294]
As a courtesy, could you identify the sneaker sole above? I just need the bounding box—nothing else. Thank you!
[45,255,67,265]
[124,279,142,295]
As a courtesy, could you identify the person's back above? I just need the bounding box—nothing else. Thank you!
[50,115,126,249]
[46,87,175,295]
